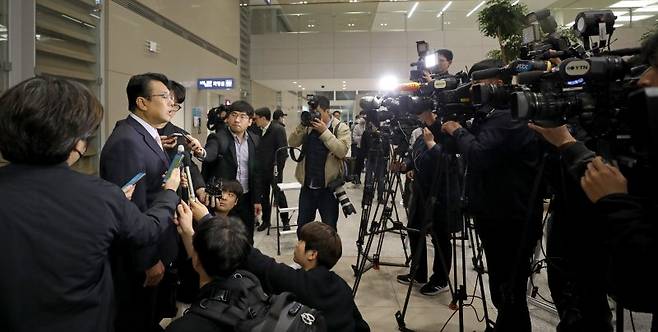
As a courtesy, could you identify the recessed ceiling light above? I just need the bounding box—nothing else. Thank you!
[635,5,658,11]
[466,1,486,17]
[437,1,452,17]
[298,85,302,88]
[292,81,297,84]
[407,2,419,18]
[609,0,658,7]
[615,14,652,21]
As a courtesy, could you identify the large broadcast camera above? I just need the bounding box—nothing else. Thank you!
[470,9,654,166]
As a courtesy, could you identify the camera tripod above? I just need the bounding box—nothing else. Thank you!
[352,140,410,297]
[394,151,495,332]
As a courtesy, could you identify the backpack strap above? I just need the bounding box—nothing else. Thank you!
[186,270,269,328]
[259,292,296,331]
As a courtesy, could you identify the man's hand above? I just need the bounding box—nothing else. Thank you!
[160,135,177,150]
[580,157,628,203]
[175,201,195,236]
[310,118,328,134]
[144,260,165,287]
[423,127,436,149]
[196,188,208,205]
[163,168,181,191]
[406,170,414,180]
[441,121,462,136]
[185,135,205,158]
[528,123,576,148]
[122,184,135,200]
[190,199,210,222]
[254,203,262,216]
[389,161,406,172]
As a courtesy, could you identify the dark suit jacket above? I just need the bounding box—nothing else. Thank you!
[203,127,263,204]
[157,122,205,191]
[256,121,288,183]
[0,163,178,332]
[100,115,178,270]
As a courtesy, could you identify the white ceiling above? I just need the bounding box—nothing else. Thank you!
[248,0,656,92]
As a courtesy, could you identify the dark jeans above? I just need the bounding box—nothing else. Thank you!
[262,175,290,226]
[231,192,255,242]
[297,186,339,237]
[475,215,542,332]
[353,145,365,182]
[407,191,452,284]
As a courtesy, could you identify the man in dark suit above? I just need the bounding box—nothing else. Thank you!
[0,76,183,332]
[100,72,179,332]
[202,100,263,241]
[253,107,291,232]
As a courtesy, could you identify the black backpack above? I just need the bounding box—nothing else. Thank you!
[187,270,326,332]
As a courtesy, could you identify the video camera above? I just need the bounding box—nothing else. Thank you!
[468,8,653,166]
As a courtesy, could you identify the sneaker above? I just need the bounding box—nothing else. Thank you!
[256,223,270,232]
[282,224,291,231]
[419,281,449,296]
[396,274,427,285]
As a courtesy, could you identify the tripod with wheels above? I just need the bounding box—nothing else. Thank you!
[352,134,410,297]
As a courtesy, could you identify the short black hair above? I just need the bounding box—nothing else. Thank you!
[126,72,169,112]
[227,100,254,117]
[168,80,186,104]
[193,215,251,278]
[332,110,341,115]
[437,49,454,62]
[0,76,103,165]
[641,31,658,67]
[221,180,244,197]
[299,222,342,269]
[273,109,286,120]
[254,107,272,121]
[316,96,330,111]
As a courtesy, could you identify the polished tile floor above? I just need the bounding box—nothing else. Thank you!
[163,159,652,331]
[248,160,654,332]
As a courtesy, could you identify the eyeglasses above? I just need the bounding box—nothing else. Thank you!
[228,112,250,120]
[148,92,173,101]
[171,104,182,112]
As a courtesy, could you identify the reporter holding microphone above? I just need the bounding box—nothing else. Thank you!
[0,76,182,332]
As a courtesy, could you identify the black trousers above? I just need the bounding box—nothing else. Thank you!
[474,215,542,332]
[353,145,365,182]
[231,192,255,242]
[547,211,613,332]
[407,191,452,284]
[297,186,339,238]
[261,175,289,226]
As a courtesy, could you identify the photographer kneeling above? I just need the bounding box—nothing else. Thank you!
[441,59,544,331]
[289,96,351,236]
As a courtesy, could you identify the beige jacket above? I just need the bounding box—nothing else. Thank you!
[288,117,351,187]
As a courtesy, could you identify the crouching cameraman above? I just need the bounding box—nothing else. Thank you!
[289,95,351,236]
[442,59,544,331]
